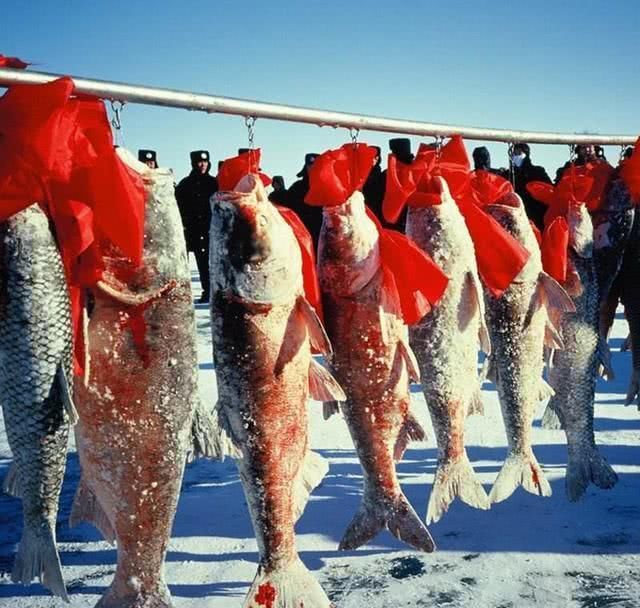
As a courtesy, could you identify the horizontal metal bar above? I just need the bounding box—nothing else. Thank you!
[0,67,637,146]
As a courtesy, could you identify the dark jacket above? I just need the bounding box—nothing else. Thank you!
[378,169,408,231]
[282,175,324,251]
[175,170,218,251]
[363,164,386,225]
[512,159,552,230]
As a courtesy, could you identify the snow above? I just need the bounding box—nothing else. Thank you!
[1,260,639,607]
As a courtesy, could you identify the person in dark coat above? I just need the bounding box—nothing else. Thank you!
[283,153,322,249]
[509,142,552,231]
[472,146,508,178]
[138,149,158,169]
[175,150,218,303]
[268,175,287,204]
[363,146,386,224]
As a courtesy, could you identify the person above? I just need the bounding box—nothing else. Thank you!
[362,146,386,224]
[555,144,598,182]
[268,175,287,204]
[138,149,158,169]
[283,153,322,249]
[595,145,607,162]
[509,142,552,230]
[472,146,508,177]
[175,150,218,303]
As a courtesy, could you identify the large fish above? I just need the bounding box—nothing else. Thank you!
[405,177,491,523]
[72,151,199,607]
[0,204,75,601]
[546,202,618,499]
[210,174,344,608]
[316,187,440,551]
[481,189,574,503]
[592,175,634,347]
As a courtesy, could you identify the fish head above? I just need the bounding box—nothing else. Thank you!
[567,201,594,258]
[484,191,526,232]
[317,190,380,296]
[211,174,302,304]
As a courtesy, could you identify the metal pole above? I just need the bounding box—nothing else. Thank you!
[0,67,636,146]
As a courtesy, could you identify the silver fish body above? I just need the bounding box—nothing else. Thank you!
[0,204,74,600]
[405,178,490,523]
[73,153,198,608]
[547,203,618,500]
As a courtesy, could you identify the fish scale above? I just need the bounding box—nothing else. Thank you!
[0,204,74,601]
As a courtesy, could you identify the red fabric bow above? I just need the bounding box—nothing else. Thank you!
[0,54,29,69]
[304,143,378,206]
[0,77,145,374]
[527,171,595,226]
[541,216,569,284]
[470,170,515,207]
[620,137,640,203]
[276,205,323,321]
[217,149,272,191]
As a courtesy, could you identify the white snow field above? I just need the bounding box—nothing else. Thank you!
[1,264,639,607]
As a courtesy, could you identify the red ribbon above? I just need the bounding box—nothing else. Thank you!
[0,77,145,375]
[217,149,272,191]
[0,54,29,69]
[541,216,569,284]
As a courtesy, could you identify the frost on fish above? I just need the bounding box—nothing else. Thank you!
[210,174,339,607]
[72,150,199,608]
[545,202,618,500]
[481,192,575,503]
[317,190,435,551]
[406,178,490,523]
[0,204,74,601]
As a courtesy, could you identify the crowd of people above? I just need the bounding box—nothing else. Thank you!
[136,140,634,304]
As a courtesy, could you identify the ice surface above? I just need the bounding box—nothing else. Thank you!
[0,260,638,607]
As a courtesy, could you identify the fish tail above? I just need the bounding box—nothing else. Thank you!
[2,462,21,497]
[393,413,426,461]
[322,400,341,420]
[188,399,235,461]
[620,333,631,352]
[565,447,618,502]
[489,451,552,504]
[95,584,173,607]
[624,369,640,408]
[538,378,555,402]
[339,493,435,553]
[426,456,490,524]
[242,558,332,608]
[69,477,115,544]
[467,385,485,417]
[292,450,329,521]
[541,399,563,430]
[12,523,68,602]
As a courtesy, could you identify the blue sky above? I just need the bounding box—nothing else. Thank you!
[3,1,639,185]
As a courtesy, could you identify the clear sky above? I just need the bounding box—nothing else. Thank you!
[3,1,639,185]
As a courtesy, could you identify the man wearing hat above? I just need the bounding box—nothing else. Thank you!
[282,153,322,249]
[175,150,218,303]
[138,149,158,169]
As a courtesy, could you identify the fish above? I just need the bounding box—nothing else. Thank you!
[71,150,200,607]
[0,203,75,601]
[481,190,574,503]
[317,189,437,551]
[545,201,618,500]
[592,175,634,351]
[210,174,344,608]
[405,177,491,523]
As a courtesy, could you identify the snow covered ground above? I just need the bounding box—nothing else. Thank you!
[1,264,639,607]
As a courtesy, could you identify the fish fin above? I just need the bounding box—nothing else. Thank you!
[597,336,615,381]
[322,400,341,420]
[426,456,490,524]
[489,452,552,503]
[564,261,584,297]
[467,385,485,416]
[540,395,563,429]
[12,523,68,602]
[538,378,555,401]
[308,358,347,402]
[625,369,640,408]
[480,355,497,384]
[544,317,565,350]
[188,399,229,461]
[462,272,491,354]
[393,412,426,461]
[292,450,329,522]
[539,271,576,315]
[213,401,243,460]
[397,337,420,383]
[2,462,21,497]
[621,334,631,352]
[339,493,435,553]
[298,296,332,356]
[95,278,176,307]
[565,447,618,502]
[95,584,173,607]
[55,363,78,425]
[243,557,331,608]
[69,477,116,544]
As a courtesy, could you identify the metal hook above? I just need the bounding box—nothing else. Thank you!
[109,100,125,131]
[349,127,359,146]
[434,135,444,160]
[245,116,256,149]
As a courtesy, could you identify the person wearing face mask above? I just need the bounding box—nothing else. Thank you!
[509,142,552,230]
[175,150,218,303]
